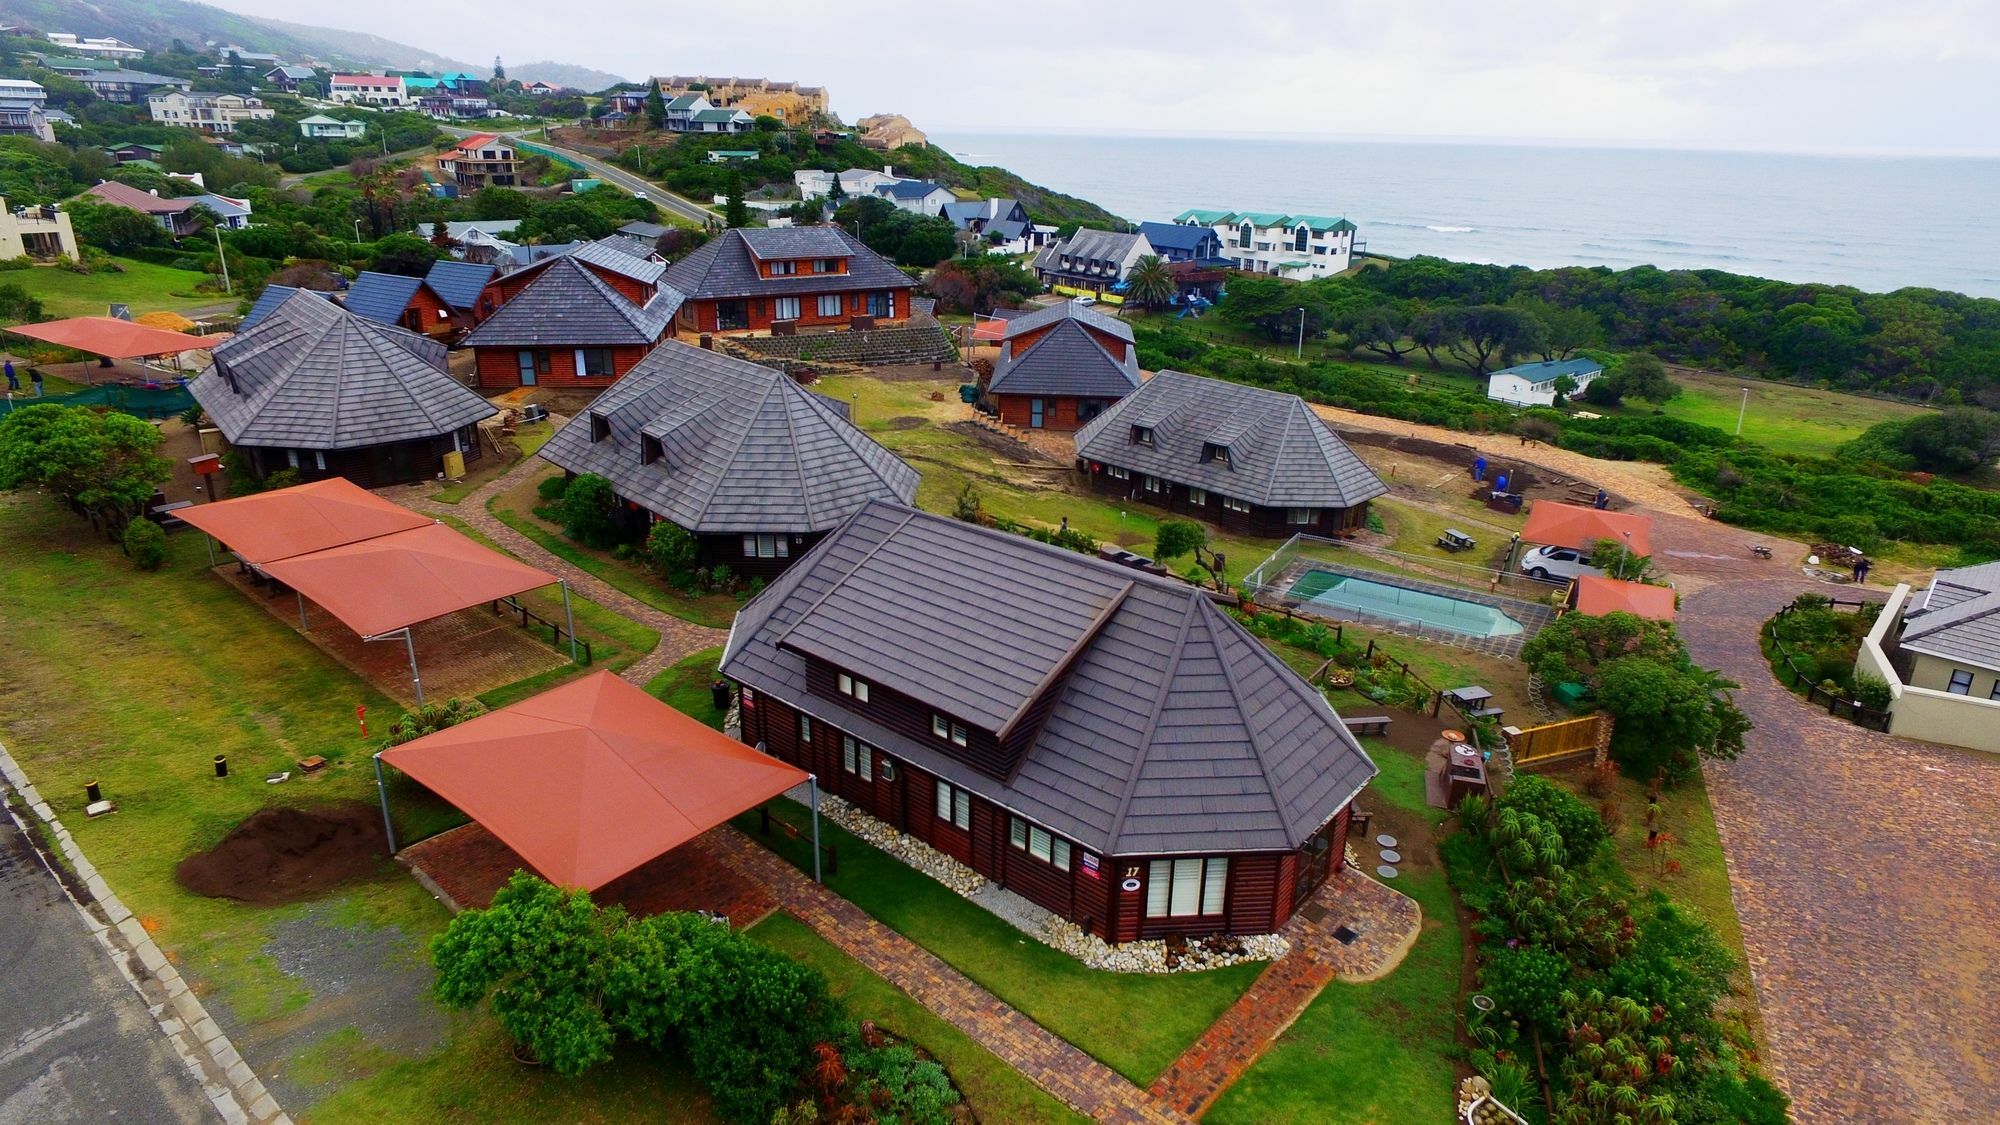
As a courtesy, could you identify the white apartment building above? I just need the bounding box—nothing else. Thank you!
[1173,208,1361,279]
[299,114,367,140]
[794,166,901,199]
[147,90,275,134]
[44,32,145,61]
[329,75,408,107]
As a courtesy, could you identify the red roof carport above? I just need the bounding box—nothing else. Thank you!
[176,478,432,564]
[377,671,814,888]
[6,317,210,359]
[1521,500,1652,557]
[1572,575,1677,621]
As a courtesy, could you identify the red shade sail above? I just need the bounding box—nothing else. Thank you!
[1573,575,1677,621]
[176,478,433,564]
[6,317,210,359]
[381,672,808,890]
[1521,500,1652,557]
[260,522,555,638]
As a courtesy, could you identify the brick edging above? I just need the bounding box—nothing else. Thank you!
[0,744,290,1125]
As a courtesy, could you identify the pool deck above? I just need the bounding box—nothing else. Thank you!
[1264,558,1556,658]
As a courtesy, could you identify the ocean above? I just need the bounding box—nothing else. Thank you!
[931,133,2000,298]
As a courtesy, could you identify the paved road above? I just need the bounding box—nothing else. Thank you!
[0,810,212,1123]
[441,125,716,226]
[1680,580,2000,1124]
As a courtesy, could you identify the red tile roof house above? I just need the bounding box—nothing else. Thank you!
[724,502,1379,941]
[985,300,1142,431]
[463,248,682,391]
[663,226,914,337]
[80,180,204,236]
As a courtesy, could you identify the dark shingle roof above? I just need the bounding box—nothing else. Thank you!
[987,319,1140,399]
[619,220,671,241]
[537,340,918,535]
[463,256,680,347]
[663,227,911,301]
[240,285,333,330]
[1137,221,1217,254]
[341,271,424,325]
[721,503,1377,854]
[571,236,667,285]
[1001,299,1134,344]
[874,180,944,200]
[192,291,494,450]
[423,259,496,312]
[1900,562,2000,670]
[1075,370,1388,508]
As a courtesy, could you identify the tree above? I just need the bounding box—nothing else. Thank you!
[1597,654,1748,781]
[1217,274,1327,342]
[1337,304,1416,362]
[122,518,167,570]
[491,56,506,81]
[559,473,623,548]
[369,232,443,276]
[922,257,1039,315]
[1124,254,1175,310]
[644,87,667,130]
[227,50,246,80]
[724,172,750,229]
[0,282,44,324]
[1552,374,1578,404]
[1154,519,1205,560]
[1614,352,1677,403]
[0,405,172,532]
[1893,407,2000,474]
[1510,295,1601,360]
[1446,304,1548,376]
[1408,306,1458,367]
[65,200,167,254]
[646,520,698,579]
[889,217,954,267]
[826,172,846,202]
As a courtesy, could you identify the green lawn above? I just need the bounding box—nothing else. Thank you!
[644,646,727,728]
[740,800,1261,1085]
[750,914,1088,1124]
[1640,367,1925,458]
[430,422,553,504]
[6,258,222,319]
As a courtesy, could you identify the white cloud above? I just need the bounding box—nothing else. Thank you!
[208,0,2000,153]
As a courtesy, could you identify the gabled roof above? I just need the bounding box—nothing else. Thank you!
[1896,562,2000,671]
[1490,357,1604,381]
[239,285,334,330]
[1136,221,1217,253]
[874,179,945,200]
[570,236,667,285]
[341,271,425,325]
[722,502,1377,854]
[267,65,317,80]
[1075,370,1389,509]
[81,180,195,215]
[664,92,705,110]
[423,259,497,312]
[620,220,671,241]
[1043,228,1149,265]
[1174,208,1233,225]
[538,340,918,535]
[1001,299,1134,345]
[691,107,748,123]
[663,227,912,301]
[463,256,680,347]
[988,319,1140,400]
[191,290,494,451]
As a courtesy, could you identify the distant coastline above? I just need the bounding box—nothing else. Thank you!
[936,131,2000,298]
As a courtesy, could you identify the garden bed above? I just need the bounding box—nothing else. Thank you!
[1762,595,1890,728]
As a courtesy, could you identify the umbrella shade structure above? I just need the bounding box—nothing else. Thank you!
[379,671,810,890]
[5,317,210,359]
[260,522,556,638]
[134,311,197,332]
[1521,500,1653,557]
[176,477,432,565]
[1573,575,1677,621]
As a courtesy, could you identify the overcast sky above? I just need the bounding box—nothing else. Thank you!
[217,0,2000,155]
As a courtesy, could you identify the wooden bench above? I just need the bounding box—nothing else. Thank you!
[1343,715,1392,737]
[1469,707,1506,720]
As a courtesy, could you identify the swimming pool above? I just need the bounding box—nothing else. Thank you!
[1288,570,1526,639]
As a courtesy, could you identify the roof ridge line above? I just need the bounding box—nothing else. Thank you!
[1103,590,1199,852]
[771,504,919,653]
[993,577,1134,743]
[1206,596,1305,842]
[360,313,457,432]
[773,374,817,530]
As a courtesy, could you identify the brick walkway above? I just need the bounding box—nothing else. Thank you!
[1680,579,2000,1124]
[1148,869,1422,1117]
[390,454,728,685]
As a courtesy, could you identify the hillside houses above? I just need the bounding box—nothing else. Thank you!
[146,90,274,133]
[1172,208,1361,278]
[984,301,1140,430]
[1033,229,1155,298]
[464,252,680,390]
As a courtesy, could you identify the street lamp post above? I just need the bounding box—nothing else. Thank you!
[1295,306,1306,359]
[353,218,364,244]
[1736,387,1750,436]
[212,225,230,295]
[1618,530,1633,580]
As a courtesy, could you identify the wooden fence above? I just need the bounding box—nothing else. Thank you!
[1508,713,1612,770]
[1765,597,1891,732]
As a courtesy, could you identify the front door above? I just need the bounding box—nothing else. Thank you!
[1029,398,1045,428]
[516,349,538,386]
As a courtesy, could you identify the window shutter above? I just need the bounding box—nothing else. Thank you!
[1146,860,1170,917]
[1203,857,1228,915]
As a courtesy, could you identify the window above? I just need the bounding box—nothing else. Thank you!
[1295,226,1310,251]
[774,296,801,321]
[817,293,844,317]
[578,348,615,377]
[1009,817,1071,871]
[1131,425,1154,446]
[1143,475,1164,494]
[934,781,970,830]
[867,291,893,317]
[1223,495,1251,514]
[1948,668,1974,695]
[1239,222,1254,247]
[931,714,968,746]
[769,259,798,275]
[1106,465,1129,480]
[1188,487,1207,506]
[838,672,869,702]
[1201,442,1231,466]
[640,434,663,465]
[1287,507,1317,525]
[841,734,873,780]
[813,258,838,273]
[741,533,790,559]
[1146,857,1228,917]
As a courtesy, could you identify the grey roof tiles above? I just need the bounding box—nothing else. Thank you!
[191,290,494,450]
[1901,561,2000,670]
[462,255,680,347]
[663,227,912,301]
[422,259,496,312]
[1002,299,1134,344]
[537,340,918,535]
[986,318,1140,399]
[721,502,1377,854]
[1074,370,1389,509]
[341,270,424,325]
[570,236,668,284]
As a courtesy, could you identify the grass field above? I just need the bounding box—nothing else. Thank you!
[6,258,223,319]
[644,646,727,728]
[1645,367,1927,457]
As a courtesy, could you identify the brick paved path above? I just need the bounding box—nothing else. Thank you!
[707,827,1192,1125]
[1680,579,2000,1124]
[1148,869,1421,1117]
[392,456,728,685]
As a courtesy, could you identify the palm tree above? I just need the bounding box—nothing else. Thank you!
[1124,254,1175,310]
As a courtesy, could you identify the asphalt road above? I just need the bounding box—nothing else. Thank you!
[0,811,212,1124]
[442,125,717,225]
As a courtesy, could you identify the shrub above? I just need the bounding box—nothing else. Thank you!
[646,519,698,578]
[709,563,734,592]
[1478,945,1569,1033]
[846,1042,959,1125]
[558,473,622,548]
[537,473,571,501]
[263,468,302,491]
[1852,671,1893,710]
[122,517,167,570]
[1154,519,1206,560]
[1498,774,1607,862]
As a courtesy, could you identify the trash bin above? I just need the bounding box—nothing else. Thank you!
[710,679,732,712]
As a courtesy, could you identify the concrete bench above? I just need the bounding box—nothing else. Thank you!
[1343,715,1392,736]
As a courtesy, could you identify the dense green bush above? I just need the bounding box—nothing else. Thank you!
[1497,775,1607,862]
[122,517,166,570]
[536,473,571,502]
[557,473,622,549]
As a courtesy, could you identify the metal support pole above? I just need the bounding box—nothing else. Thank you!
[809,774,823,884]
[1736,387,1749,436]
[295,590,308,631]
[402,628,424,705]
[559,580,578,663]
[372,752,399,855]
[203,534,216,567]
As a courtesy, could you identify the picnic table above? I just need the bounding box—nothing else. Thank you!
[1445,685,1493,708]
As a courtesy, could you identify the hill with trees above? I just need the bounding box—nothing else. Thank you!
[3,0,480,74]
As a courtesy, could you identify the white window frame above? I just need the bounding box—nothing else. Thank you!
[769,259,798,275]
[1223,496,1251,514]
[1188,487,1207,506]
[1143,475,1164,494]
[1106,465,1129,480]
[931,714,968,746]
[934,780,970,830]
[741,533,789,559]
[842,734,872,780]
[774,296,801,321]
[798,713,812,742]
[817,293,844,317]
[1287,507,1317,525]
[1145,857,1228,918]
[838,672,869,703]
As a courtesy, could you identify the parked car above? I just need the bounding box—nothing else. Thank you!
[1518,544,1604,582]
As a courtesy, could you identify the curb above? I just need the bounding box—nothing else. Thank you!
[0,744,291,1125]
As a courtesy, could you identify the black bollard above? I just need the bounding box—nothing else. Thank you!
[85,779,102,803]
[710,678,732,712]
[214,754,228,779]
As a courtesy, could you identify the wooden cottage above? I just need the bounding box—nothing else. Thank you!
[537,341,919,578]
[464,252,681,391]
[339,262,503,339]
[724,503,1379,941]
[189,290,495,487]
[1074,370,1388,537]
[662,226,914,336]
[985,300,1141,430]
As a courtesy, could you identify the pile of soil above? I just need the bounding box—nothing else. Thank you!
[176,800,389,906]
